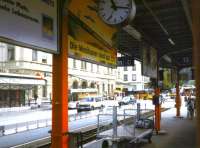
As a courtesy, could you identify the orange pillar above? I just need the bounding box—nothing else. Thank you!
[192,0,200,147]
[52,13,68,148]
[154,88,161,132]
[175,70,181,117]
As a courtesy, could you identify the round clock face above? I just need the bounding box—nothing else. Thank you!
[98,0,132,25]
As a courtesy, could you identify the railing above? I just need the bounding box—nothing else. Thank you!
[0,118,51,136]
[0,109,104,136]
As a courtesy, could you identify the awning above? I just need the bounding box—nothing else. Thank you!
[0,77,45,85]
[0,76,46,90]
[70,88,98,93]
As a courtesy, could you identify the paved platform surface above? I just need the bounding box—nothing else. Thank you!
[141,107,196,148]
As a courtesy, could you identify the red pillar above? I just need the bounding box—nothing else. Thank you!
[51,13,68,148]
[175,70,181,117]
[154,88,161,132]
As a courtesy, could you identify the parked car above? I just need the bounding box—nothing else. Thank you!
[118,96,136,106]
[77,97,104,112]
[68,101,79,109]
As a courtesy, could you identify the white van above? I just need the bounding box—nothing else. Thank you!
[77,97,104,111]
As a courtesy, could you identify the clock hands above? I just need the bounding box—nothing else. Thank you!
[110,0,130,10]
[110,0,117,10]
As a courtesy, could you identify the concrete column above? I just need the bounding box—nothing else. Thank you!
[192,0,200,147]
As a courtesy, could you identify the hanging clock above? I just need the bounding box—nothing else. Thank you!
[98,0,136,25]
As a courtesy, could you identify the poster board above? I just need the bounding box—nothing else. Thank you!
[0,0,60,53]
[142,45,157,78]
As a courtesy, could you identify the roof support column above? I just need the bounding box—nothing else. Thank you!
[175,69,181,117]
[154,59,161,133]
[52,12,68,148]
[192,0,200,147]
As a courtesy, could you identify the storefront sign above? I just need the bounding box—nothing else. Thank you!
[0,0,60,53]
[68,36,117,67]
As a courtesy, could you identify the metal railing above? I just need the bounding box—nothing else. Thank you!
[1,118,51,136]
[0,109,104,136]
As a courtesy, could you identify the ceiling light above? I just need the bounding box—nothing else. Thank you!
[123,25,142,41]
[168,38,175,45]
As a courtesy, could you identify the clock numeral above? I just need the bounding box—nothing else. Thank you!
[99,0,105,4]
[126,3,130,7]
[125,10,129,14]
[99,7,104,11]
[107,14,113,21]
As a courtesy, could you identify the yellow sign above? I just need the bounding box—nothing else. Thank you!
[68,0,117,47]
[68,36,116,67]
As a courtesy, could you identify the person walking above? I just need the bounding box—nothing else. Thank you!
[186,95,195,119]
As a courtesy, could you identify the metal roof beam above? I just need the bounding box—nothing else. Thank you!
[180,0,192,31]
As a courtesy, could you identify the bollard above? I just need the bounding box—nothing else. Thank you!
[112,106,118,148]
[97,114,100,137]
[136,103,141,121]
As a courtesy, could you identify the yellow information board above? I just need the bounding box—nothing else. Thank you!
[68,36,116,67]
[68,0,117,47]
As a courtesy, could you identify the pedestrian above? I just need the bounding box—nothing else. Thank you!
[186,95,194,119]
[34,94,38,105]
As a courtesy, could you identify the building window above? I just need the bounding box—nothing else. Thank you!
[132,64,136,71]
[90,82,95,88]
[124,74,128,81]
[108,84,110,94]
[111,84,113,94]
[102,83,105,92]
[42,85,47,97]
[132,74,136,81]
[7,45,15,61]
[118,71,120,79]
[82,81,87,89]
[32,50,38,61]
[73,59,76,69]
[81,61,87,70]
[132,85,136,90]
[124,66,128,71]
[42,58,47,63]
[72,81,78,89]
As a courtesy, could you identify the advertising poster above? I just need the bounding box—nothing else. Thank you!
[142,45,157,78]
[0,0,59,53]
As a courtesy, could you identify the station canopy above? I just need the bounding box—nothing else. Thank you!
[117,0,192,69]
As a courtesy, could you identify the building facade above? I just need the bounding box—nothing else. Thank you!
[68,58,116,101]
[0,43,52,107]
[0,42,149,107]
[116,60,150,93]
